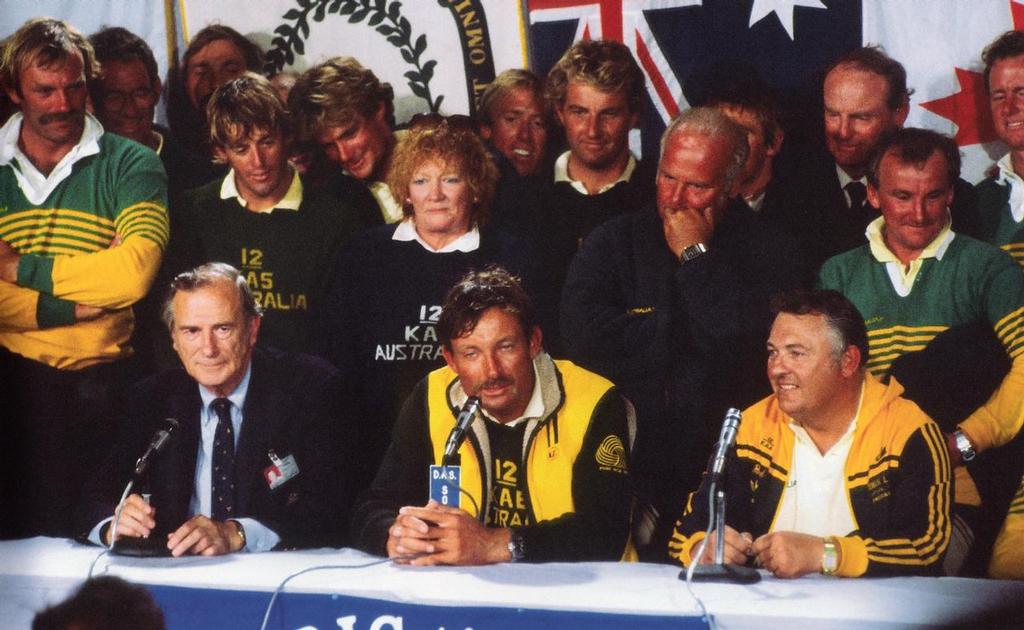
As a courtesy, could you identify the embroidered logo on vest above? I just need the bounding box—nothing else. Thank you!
[595,435,628,473]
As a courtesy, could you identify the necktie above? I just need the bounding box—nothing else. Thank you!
[210,397,236,521]
[845,181,867,215]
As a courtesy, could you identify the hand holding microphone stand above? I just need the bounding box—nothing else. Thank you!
[110,418,179,557]
[682,408,761,584]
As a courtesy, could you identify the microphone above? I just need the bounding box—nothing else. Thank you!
[442,397,481,466]
[132,418,180,479]
[708,408,741,483]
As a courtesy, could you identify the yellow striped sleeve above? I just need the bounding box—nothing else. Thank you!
[837,423,951,576]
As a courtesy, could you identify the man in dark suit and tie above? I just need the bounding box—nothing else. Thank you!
[785,46,979,274]
[79,262,353,554]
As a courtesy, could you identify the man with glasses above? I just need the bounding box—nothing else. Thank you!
[89,27,194,195]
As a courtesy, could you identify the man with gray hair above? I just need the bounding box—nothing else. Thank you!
[561,107,804,558]
[78,262,354,554]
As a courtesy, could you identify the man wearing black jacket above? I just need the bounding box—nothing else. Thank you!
[561,107,804,558]
[79,263,353,554]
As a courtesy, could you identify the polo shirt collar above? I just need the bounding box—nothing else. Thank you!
[0,112,103,204]
[220,166,301,212]
[553,150,637,195]
[995,153,1024,223]
[392,217,480,253]
[866,216,954,297]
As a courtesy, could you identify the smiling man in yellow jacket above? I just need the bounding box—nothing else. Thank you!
[669,289,951,577]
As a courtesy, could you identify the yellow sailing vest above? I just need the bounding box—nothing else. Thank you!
[426,358,636,561]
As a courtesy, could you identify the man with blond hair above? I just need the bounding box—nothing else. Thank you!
[540,40,655,289]
[170,73,366,355]
[290,56,399,226]
[0,17,168,537]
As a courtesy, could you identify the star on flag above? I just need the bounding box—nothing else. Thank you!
[748,0,827,40]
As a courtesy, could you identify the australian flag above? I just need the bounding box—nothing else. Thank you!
[525,0,1023,182]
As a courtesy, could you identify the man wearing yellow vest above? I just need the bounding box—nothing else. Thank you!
[350,267,634,564]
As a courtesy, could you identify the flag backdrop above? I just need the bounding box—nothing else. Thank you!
[525,0,1023,182]
[1,0,1022,181]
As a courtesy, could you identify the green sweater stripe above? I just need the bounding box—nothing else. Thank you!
[120,214,170,242]
[819,235,1024,376]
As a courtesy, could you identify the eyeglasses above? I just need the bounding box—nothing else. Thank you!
[408,112,478,134]
[102,88,157,111]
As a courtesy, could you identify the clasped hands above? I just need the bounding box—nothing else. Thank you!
[696,525,829,579]
[386,500,511,566]
[105,493,244,556]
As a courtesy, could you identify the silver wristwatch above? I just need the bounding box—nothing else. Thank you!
[507,531,525,562]
[679,242,707,263]
[954,429,976,462]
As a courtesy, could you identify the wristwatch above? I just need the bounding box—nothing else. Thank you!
[679,242,707,263]
[953,429,977,462]
[507,530,525,563]
[821,536,839,575]
[229,519,247,550]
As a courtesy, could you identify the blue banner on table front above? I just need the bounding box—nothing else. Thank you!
[148,584,706,630]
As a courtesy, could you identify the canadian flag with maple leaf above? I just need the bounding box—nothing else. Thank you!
[527,0,1023,182]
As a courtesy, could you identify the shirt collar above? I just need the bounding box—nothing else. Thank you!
[197,361,253,417]
[480,362,545,428]
[219,166,302,212]
[835,164,865,190]
[553,150,637,195]
[787,381,863,455]
[391,217,480,252]
[866,216,954,296]
[866,215,954,264]
[995,153,1024,223]
[0,112,104,204]
[368,180,404,223]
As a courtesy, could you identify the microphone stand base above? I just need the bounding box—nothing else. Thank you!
[111,536,172,557]
[682,563,761,584]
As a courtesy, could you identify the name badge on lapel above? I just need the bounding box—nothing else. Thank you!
[264,449,299,490]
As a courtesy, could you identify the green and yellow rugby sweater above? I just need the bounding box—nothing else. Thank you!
[976,158,1024,268]
[818,231,1024,454]
[668,374,951,577]
[0,132,168,369]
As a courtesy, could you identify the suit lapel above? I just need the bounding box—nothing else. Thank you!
[235,349,283,512]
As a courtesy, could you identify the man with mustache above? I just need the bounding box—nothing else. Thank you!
[351,267,634,565]
[0,18,168,538]
[168,73,366,355]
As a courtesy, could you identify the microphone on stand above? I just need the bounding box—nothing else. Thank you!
[442,396,481,467]
[132,418,180,479]
[110,418,180,557]
[682,408,761,584]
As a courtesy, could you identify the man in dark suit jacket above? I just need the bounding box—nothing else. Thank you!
[79,262,353,554]
[784,46,980,275]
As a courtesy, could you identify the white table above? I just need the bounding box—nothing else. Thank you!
[1,537,1021,629]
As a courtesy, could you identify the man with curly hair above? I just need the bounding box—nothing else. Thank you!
[289,56,400,226]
